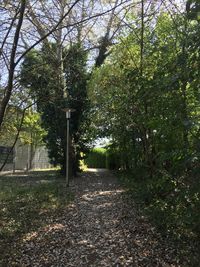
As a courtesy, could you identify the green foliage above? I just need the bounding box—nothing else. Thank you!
[85,147,107,168]
[20,44,90,174]
[89,12,200,173]
[120,170,200,266]
[85,146,121,169]
[89,10,200,265]
[186,0,200,20]
[63,43,91,173]
[106,144,121,170]
[20,111,47,147]
[0,106,23,145]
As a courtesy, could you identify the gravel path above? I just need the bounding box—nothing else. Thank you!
[8,169,180,267]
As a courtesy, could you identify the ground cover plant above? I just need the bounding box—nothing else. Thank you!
[0,170,73,266]
[118,169,200,267]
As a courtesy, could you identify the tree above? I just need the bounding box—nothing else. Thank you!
[20,111,47,170]
[88,9,200,175]
[0,0,133,131]
[63,43,90,174]
[20,43,89,175]
[186,0,200,20]
[0,0,135,171]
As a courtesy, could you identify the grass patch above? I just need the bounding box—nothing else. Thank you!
[0,170,73,264]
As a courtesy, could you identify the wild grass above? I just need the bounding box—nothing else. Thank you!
[0,170,73,264]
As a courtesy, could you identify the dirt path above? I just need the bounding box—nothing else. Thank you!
[8,169,180,267]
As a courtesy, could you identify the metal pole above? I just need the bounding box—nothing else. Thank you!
[13,146,16,174]
[66,117,70,187]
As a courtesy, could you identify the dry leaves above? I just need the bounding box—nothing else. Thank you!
[6,170,181,267]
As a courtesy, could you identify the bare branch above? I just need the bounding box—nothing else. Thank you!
[0,0,26,130]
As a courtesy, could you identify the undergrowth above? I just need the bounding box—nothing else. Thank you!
[0,170,73,265]
[119,168,200,267]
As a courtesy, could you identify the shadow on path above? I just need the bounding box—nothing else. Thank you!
[6,169,180,267]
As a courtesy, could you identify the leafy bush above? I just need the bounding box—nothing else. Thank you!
[119,169,200,265]
[106,147,121,170]
[85,147,107,168]
[85,146,121,169]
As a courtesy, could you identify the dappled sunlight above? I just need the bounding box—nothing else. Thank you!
[81,189,124,202]
[87,168,108,173]
[96,202,113,208]
[22,231,38,242]
[22,223,66,243]
[3,170,181,267]
[35,179,56,184]
[0,169,72,266]
[43,223,65,232]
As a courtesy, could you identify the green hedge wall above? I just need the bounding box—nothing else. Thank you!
[85,147,121,169]
[85,148,107,168]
